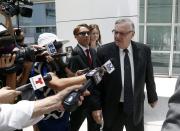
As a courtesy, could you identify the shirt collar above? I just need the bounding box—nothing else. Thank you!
[119,42,133,55]
[78,43,89,52]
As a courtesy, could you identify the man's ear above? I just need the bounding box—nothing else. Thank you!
[74,35,77,39]
[132,31,135,37]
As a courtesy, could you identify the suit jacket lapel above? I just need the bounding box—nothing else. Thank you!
[76,45,89,66]
[112,43,121,68]
[111,43,123,90]
[131,41,139,91]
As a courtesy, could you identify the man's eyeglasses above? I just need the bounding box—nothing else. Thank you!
[77,32,90,36]
[112,29,133,36]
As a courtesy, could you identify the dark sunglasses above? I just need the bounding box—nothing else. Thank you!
[77,32,90,36]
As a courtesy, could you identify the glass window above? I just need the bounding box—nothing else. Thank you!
[19,2,55,26]
[5,2,57,45]
[147,26,171,51]
[174,27,180,51]
[139,26,144,43]
[172,53,180,75]
[36,27,56,34]
[147,0,172,23]
[152,53,169,75]
[175,0,180,23]
[173,26,180,75]
[139,0,144,23]
[21,26,56,44]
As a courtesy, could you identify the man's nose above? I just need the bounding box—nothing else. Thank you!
[85,33,89,36]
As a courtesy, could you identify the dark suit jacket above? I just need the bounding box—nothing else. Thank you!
[161,76,180,131]
[68,44,99,108]
[92,41,158,127]
[68,44,99,72]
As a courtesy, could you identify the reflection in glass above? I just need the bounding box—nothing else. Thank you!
[175,0,180,23]
[19,2,55,26]
[147,0,172,23]
[14,2,57,46]
[21,27,56,44]
[139,26,144,43]
[152,53,169,75]
[174,27,180,51]
[139,0,144,23]
[172,53,180,75]
[147,26,171,51]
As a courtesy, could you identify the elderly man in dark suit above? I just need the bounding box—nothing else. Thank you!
[161,76,180,131]
[68,24,100,131]
[91,18,158,131]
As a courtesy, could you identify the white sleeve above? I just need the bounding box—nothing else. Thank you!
[0,100,43,130]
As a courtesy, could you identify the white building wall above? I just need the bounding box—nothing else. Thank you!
[55,0,139,48]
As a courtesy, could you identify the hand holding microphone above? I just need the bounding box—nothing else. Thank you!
[62,59,115,112]
[16,73,52,101]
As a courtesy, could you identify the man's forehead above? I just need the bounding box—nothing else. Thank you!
[79,26,89,31]
[115,23,131,30]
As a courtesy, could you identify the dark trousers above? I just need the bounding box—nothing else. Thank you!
[70,105,101,131]
[103,103,144,131]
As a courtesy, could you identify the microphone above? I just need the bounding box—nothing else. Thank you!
[16,74,52,100]
[53,52,68,57]
[85,58,115,85]
[102,59,115,74]
[16,73,52,91]
[62,59,115,112]
[16,83,32,92]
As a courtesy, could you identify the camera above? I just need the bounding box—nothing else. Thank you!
[0,0,33,17]
[15,46,38,63]
[0,25,45,63]
[0,35,45,64]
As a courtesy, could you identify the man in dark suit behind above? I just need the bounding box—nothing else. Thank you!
[91,18,158,131]
[68,24,100,131]
[161,76,180,131]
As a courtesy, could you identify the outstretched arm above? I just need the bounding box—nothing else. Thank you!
[0,85,90,130]
[47,72,86,91]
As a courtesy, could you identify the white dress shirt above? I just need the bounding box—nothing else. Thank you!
[119,43,135,102]
[0,100,43,131]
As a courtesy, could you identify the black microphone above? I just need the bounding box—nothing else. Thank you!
[62,79,94,112]
[62,59,115,112]
[53,52,67,57]
[16,83,32,92]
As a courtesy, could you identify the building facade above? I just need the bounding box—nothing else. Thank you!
[0,0,56,44]
[0,0,179,77]
[139,0,180,77]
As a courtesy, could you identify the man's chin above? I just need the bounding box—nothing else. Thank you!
[115,41,121,46]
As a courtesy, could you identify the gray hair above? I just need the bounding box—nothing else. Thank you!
[115,18,135,32]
